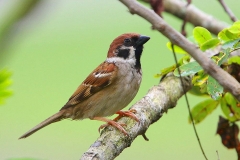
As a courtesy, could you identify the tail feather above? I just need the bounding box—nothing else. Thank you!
[19,111,64,139]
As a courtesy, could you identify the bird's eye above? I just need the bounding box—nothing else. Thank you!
[124,38,131,44]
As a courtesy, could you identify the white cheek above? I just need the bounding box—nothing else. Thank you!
[106,57,135,66]
[127,46,135,59]
[106,46,136,66]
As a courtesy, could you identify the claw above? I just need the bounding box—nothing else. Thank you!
[92,117,128,136]
[92,109,138,136]
[98,124,107,133]
[114,109,139,122]
[98,122,127,133]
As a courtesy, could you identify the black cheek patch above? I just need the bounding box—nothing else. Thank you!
[117,49,130,59]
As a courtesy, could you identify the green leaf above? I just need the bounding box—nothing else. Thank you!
[225,28,239,40]
[233,21,240,26]
[155,56,190,78]
[192,71,208,86]
[0,68,13,105]
[0,79,12,90]
[193,27,212,45]
[0,90,12,97]
[188,86,208,97]
[220,97,237,121]
[0,69,12,83]
[228,56,240,65]
[200,82,207,93]
[173,61,202,77]
[207,76,223,100]
[166,42,187,54]
[217,48,231,66]
[154,64,176,78]
[220,93,240,121]
[219,23,240,41]
[233,40,240,49]
[225,93,240,119]
[181,55,191,64]
[189,99,219,124]
[200,38,220,51]
[218,29,231,41]
[228,25,240,34]
[221,38,240,49]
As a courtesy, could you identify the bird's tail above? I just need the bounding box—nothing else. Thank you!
[19,110,65,139]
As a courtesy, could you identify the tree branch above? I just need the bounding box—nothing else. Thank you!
[142,0,229,35]
[81,73,192,160]
[164,0,229,34]
[120,0,240,101]
[218,0,238,22]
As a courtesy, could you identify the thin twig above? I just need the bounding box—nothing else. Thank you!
[171,44,208,160]
[180,0,192,36]
[186,0,191,7]
[180,17,188,37]
[216,150,220,160]
[218,0,238,22]
[149,0,164,18]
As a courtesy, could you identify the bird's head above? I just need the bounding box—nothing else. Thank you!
[107,33,150,69]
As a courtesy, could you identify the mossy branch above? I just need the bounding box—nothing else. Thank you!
[81,74,192,160]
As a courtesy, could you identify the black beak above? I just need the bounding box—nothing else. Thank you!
[135,35,150,47]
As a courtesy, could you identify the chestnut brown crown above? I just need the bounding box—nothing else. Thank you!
[107,33,150,58]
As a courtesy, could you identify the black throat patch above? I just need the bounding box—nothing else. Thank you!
[134,45,143,70]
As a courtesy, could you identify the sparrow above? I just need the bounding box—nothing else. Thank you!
[19,33,150,139]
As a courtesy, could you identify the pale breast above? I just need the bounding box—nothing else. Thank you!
[74,62,142,119]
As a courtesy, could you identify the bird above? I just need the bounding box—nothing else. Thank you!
[19,33,150,139]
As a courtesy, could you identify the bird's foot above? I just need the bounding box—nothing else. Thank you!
[113,109,139,122]
[98,121,127,135]
[92,109,138,136]
[92,117,128,136]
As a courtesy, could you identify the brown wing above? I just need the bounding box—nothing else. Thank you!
[60,62,117,110]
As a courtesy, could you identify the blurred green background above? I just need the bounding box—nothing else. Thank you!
[0,0,239,159]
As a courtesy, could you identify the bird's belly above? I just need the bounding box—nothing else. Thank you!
[97,84,138,117]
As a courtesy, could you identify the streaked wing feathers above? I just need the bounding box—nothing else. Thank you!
[60,62,117,110]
